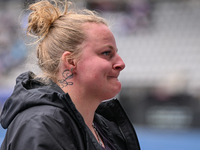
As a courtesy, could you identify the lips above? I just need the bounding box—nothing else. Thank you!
[107,73,119,78]
[108,76,118,78]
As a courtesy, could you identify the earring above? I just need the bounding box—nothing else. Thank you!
[70,68,73,72]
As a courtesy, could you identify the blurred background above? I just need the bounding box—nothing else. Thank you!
[0,0,200,149]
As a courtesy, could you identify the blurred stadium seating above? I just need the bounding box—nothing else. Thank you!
[0,0,200,149]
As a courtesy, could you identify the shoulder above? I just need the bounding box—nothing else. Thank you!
[11,105,72,131]
[3,105,79,150]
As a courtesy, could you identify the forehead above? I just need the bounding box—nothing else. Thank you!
[82,23,115,41]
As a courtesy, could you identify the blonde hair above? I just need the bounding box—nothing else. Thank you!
[26,0,108,82]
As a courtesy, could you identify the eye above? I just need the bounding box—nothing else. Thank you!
[102,50,111,56]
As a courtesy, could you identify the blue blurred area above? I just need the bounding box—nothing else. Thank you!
[0,127,6,145]
[0,125,200,150]
[135,126,200,150]
[0,89,8,145]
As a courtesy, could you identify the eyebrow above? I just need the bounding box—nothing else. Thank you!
[106,45,118,52]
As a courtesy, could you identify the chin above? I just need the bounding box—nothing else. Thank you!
[108,86,122,99]
[115,82,122,92]
[101,82,122,100]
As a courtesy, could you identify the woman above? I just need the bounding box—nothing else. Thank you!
[0,0,140,150]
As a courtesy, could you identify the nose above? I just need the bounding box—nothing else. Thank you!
[113,54,125,71]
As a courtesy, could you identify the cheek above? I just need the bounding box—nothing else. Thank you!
[77,61,98,80]
[77,58,111,80]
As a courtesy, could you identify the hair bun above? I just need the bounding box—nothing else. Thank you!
[27,0,61,38]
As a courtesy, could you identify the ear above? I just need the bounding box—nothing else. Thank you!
[61,51,76,71]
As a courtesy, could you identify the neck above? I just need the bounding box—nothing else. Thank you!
[56,69,101,129]
[62,84,101,129]
[57,69,105,147]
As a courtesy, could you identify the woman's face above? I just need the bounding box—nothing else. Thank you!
[75,23,125,100]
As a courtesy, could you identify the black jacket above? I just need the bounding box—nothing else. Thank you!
[0,71,140,150]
